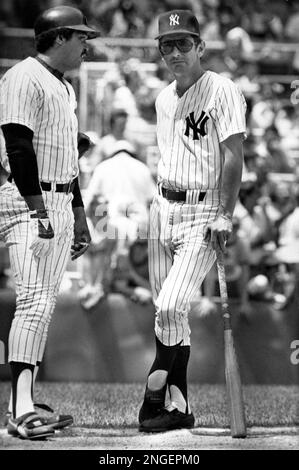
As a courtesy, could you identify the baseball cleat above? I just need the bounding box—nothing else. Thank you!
[4,403,73,431]
[139,408,195,433]
[7,412,55,440]
[34,403,74,430]
[138,385,166,424]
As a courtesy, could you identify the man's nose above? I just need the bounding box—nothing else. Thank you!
[171,46,182,56]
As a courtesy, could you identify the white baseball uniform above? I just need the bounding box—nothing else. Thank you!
[0,57,78,364]
[149,70,246,346]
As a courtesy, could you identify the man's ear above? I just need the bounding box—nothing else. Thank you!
[197,39,206,58]
[55,35,65,45]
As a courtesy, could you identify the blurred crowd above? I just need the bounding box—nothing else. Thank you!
[2,0,299,42]
[1,0,299,316]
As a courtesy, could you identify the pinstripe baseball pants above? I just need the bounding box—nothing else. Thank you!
[148,189,220,346]
[0,181,74,365]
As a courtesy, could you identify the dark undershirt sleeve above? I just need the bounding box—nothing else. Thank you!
[1,123,42,196]
[72,176,84,208]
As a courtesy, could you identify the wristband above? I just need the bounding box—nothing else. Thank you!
[220,213,232,222]
[29,209,48,219]
[219,204,232,221]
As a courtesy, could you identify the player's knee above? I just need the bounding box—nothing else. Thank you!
[158,295,188,319]
[15,289,56,321]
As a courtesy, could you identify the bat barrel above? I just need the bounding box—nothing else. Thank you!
[216,247,247,438]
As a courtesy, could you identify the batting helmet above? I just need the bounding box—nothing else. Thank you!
[34,6,99,39]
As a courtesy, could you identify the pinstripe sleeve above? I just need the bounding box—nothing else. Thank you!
[0,70,40,131]
[214,80,247,143]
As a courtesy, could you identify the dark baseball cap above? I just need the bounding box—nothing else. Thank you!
[155,10,200,40]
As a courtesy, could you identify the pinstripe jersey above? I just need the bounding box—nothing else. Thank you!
[156,70,246,191]
[0,57,79,183]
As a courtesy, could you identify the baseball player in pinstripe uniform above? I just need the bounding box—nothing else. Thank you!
[139,10,247,432]
[0,6,98,439]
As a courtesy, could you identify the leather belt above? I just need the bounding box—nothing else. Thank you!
[40,181,75,194]
[7,175,75,194]
[160,186,206,203]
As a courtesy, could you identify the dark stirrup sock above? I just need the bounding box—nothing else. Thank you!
[10,361,35,418]
[167,346,190,413]
[148,336,182,378]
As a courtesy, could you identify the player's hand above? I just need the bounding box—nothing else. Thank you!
[71,241,90,260]
[72,207,91,260]
[29,209,54,258]
[204,213,233,253]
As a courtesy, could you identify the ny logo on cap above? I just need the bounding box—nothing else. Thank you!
[169,14,179,26]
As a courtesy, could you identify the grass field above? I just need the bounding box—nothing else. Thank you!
[0,382,298,450]
[0,382,299,428]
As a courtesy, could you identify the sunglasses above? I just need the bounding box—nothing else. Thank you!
[159,38,195,55]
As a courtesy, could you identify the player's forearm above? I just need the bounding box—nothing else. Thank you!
[220,135,244,218]
[72,205,86,220]
[23,195,47,212]
[72,177,84,208]
[220,153,242,217]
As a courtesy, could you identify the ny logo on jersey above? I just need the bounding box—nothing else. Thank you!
[184,111,209,140]
[169,14,179,26]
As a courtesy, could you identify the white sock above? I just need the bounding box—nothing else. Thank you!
[147,370,168,390]
[8,364,39,414]
[8,391,12,414]
[15,369,35,418]
[169,385,190,414]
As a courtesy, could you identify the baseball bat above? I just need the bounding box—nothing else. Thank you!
[216,247,247,438]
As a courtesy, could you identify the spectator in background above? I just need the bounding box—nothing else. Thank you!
[77,196,116,310]
[278,190,299,247]
[234,177,276,268]
[81,140,156,307]
[219,26,259,111]
[243,0,284,40]
[0,0,19,27]
[249,92,276,136]
[88,108,128,169]
[84,0,118,35]
[275,105,299,163]
[124,86,158,163]
[217,1,241,37]
[263,126,295,174]
[199,3,221,41]
[143,0,166,39]
[113,59,143,116]
[285,2,299,41]
[267,180,297,243]
[83,139,156,252]
[109,0,146,37]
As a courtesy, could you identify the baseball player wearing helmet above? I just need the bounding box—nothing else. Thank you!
[138,10,247,432]
[0,6,98,439]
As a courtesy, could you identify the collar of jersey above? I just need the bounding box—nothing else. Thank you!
[35,56,64,82]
